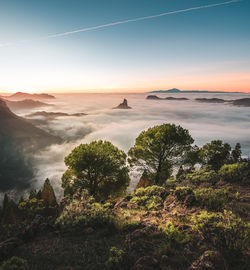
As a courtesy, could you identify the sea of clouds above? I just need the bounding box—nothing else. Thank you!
[15,92,250,197]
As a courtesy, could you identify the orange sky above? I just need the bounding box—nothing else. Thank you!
[1,71,249,94]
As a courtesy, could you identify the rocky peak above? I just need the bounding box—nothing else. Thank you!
[113,98,132,109]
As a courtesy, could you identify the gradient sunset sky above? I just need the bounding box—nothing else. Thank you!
[0,0,249,93]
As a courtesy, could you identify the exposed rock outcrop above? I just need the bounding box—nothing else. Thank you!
[136,171,151,189]
[113,99,132,109]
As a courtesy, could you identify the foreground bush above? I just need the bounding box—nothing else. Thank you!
[185,167,219,185]
[105,246,125,270]
[0,256,28,270]
[130,186,167,210]
[219,162,250,183]
[159,222,190,246]
[194,188,230,211]
[190,210,250,254]
[56,190,113,230]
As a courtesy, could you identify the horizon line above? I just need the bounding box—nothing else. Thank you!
[0,89,249,95]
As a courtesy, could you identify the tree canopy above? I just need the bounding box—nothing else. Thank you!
[62,140,130,199]
[128,124,194,185]
[199,140,231,171]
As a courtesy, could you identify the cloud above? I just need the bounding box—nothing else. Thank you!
[16,91,248,198]
[0,0,241,47]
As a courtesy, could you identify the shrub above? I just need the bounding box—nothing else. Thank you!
[190,210,250,254]
[194,188,229,210]
[165,177,178,189]
[130,186,167,210]
[56,190,113,230]
[18,198,45,217]
[174,186,193,202]
[185,167,219,185]
[219,162,249,183]
[0,256,28,270]
[159,222,190,245]
[105,246,125,269]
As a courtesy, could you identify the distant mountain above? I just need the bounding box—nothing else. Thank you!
[150,88,182,93]
[0,99,61,151]
[2,92,55,100]
[113,99,132,109]
[1,98,53,111]
[0,99,62,191]
[149,88,243,94]
[26,111,87,119]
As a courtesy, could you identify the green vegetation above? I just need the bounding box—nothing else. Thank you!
[190,210,250,254]
[56,190,114,230]
[219,162,249,182]
[0,123,249,270]
[0,256,28,270]
[185,166,219,184]
[105,247,125,270]
[62,140,130,199]
[193,188,230,210]
[199,140,231,171]
[128,124,194,185]
[130,185,167,210]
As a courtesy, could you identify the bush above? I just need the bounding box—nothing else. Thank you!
[105,246,125,269]
[219,162,249,183]
[159,222,190,245]
[174,186,193,202]
[130,186,167,210]
[190,210,250,254]
[18,198,45,217]
[56,190,113,230]
[194,188,229,210]
[185,167,219,185]
[165,177,178,189]
[0,256,28,270]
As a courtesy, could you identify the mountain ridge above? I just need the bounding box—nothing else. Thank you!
[149,88,245,94]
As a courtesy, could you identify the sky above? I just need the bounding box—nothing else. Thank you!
[0,0,250,93]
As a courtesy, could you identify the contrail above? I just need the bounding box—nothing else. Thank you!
[0,0,241,47]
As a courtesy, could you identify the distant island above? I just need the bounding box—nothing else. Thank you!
[149,88,244,94]
[1,91,55,100]
[146,95,250,107]
[147,95,189,100]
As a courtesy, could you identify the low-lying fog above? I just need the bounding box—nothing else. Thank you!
[17,92,250,197]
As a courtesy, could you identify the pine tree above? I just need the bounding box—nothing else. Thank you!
[231,143,242,163]
[29,189,37,199]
